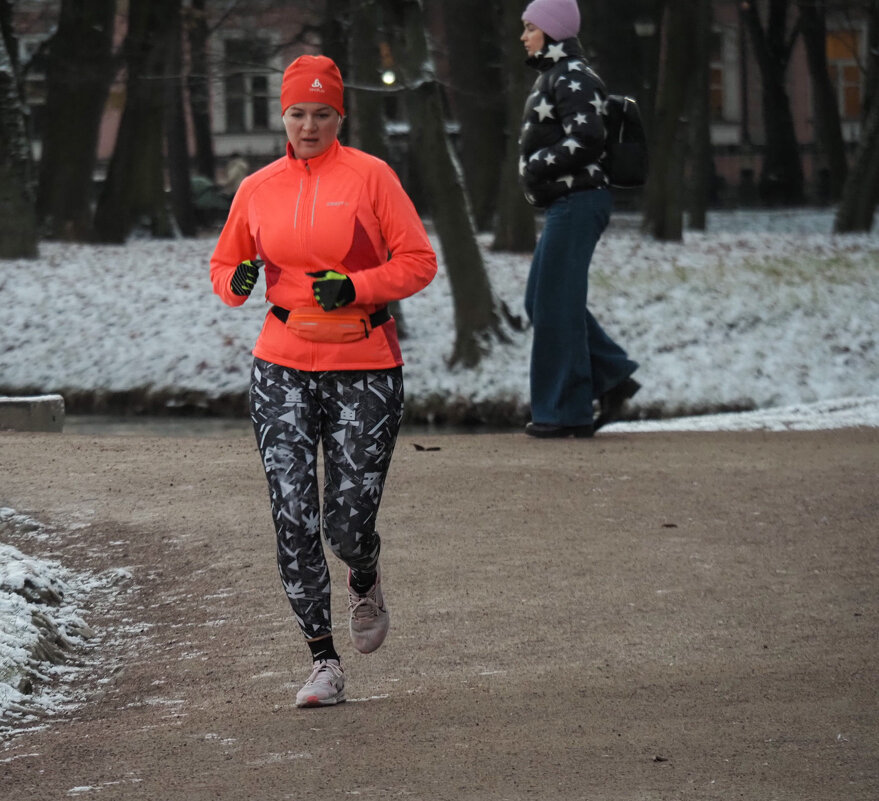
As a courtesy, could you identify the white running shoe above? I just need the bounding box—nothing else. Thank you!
[347,567,390,654]
[295,659,346,708]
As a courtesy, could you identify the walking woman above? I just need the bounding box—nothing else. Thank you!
[211,55,436,706]
[519,0,640,437]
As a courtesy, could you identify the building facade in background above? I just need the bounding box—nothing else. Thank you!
[709,0,869,201]
[12,0,874,206]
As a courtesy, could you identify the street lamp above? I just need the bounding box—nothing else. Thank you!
[379,41,396,87]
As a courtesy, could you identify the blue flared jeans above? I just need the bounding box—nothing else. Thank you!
[524,189,638,426]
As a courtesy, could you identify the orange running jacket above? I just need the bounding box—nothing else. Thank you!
[211,140,437,372]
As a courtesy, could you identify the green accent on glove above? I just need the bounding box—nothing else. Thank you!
[306,269,356,310]
[230,259,262,296]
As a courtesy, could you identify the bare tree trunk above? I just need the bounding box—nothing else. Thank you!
[835,0,879,233]
[186,0,215,181]
[798,0,847,202]
[36,0,116,240]
[492,0,536,253]
[93,0,177,242]
[687,0,713,230]
[742,0,805,204]
[344,0,389,161]
[865,0,879,114]
[345,0,409,334]
[321,0,349,81]
[644,0,702,241]
[165,0,195,236]
[0,0,38,259]
[431,0,504,231]
[583,0,664,135]
[391,0,518,368]
[833,97,879,231]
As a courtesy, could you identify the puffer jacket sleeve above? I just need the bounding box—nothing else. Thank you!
[346,160,437,307]
[523,63,607,187]
[210,178,260,307]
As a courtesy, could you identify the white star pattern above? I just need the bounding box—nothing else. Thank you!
[534,98,555,121]
[546,43,567,62]
[521,44,611,199]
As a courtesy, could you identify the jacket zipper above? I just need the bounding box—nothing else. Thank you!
[298,161,320,366]
[295,161,321,231]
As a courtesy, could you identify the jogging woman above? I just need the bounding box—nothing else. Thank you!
[211,55,437,707]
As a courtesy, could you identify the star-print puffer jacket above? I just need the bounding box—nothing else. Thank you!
[519,38,608,208]
[211,139,437,372]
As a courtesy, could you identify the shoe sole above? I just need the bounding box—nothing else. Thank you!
[296,691,347,708]
[525,425,594,439]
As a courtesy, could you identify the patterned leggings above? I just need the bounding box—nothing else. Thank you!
[249,358,404,641]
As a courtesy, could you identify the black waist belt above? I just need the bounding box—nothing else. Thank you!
[271,305,391,327]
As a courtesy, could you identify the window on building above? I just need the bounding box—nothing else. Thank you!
[708,26,742,124]
[709,30,725,121]
[827,29,862,120]
[251,74,269,129]
[709,66,724,121]
[224,38,271,133]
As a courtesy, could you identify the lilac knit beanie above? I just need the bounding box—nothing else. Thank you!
[522,0,580,41]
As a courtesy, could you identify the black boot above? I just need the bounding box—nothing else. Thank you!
[594,377,641,431]
[525,422,595,439]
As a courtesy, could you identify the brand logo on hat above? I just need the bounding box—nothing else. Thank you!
[310,78,324,92]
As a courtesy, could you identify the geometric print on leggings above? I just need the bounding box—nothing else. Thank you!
[249,357,404,640]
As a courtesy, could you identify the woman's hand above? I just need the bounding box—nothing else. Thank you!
[230,259,263,296]
[306,270,356,310]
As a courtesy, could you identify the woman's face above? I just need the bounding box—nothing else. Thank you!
[521,21,545,57]
[283,103,342,159]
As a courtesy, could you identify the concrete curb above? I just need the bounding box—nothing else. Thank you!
[0,395,65,432]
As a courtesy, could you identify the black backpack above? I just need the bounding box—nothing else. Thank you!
[602,95,648,188]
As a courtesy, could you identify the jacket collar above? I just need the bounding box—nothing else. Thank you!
[527,37,586,71]
[285,138,341,172]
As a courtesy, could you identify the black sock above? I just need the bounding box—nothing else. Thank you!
[350,569,377,595]
[307,637,339,663]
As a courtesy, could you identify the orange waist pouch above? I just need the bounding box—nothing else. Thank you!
[271,305,390,344]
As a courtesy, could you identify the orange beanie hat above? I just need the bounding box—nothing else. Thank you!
[280,55,345,116]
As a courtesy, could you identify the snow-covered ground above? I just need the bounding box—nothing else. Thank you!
[1,208,877,427]
[0,508,133,738]
[1,208,878,730]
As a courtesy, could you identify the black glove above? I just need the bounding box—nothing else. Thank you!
[230,259,262,296]
[306,270,356,310]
